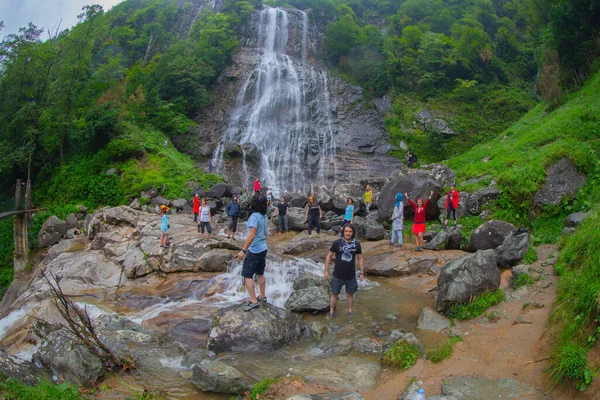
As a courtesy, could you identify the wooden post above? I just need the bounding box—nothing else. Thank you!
[13,179,27,274]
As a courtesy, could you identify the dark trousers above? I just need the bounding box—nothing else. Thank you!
[307,214,320,235]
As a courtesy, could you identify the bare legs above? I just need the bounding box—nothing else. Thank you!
[244,275,266,304]
[329,293,354,314]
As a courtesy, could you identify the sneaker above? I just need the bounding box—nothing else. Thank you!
[308,234,313,238]
[348,311,354,316]
[243,301,260,311]
[326,312,334,319]
[257,296,268,302]
[389,242,394,246]
[397,244,403,248]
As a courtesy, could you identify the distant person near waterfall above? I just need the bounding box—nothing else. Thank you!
[274,196,289,234]
[225,194,241,240]
[237,193,269,311]
[390,193,404,247]
[254,178,261,194]
[324,224,364,319]
[304,196,322,238]
[341,198,354,229]
[364,184,373,219]
[405,191,434,252]
[192,193,200,223]
[197,198,212,241]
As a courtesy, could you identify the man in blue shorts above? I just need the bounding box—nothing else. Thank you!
[324,224,365,318]
[237,193,269,311]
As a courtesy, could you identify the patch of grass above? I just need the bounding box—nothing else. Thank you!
[524,246,538,264]
[426,336,463,363]
[449,289,505,320]
[382,340,421,370]
[512,273,534,289]
[549,207,600,390]
[248,377,282,400]
[0,375,81,399]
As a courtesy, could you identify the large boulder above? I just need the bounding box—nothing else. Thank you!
[171,239,238,273]
[100,206,143,228]
[207,303,306,353]
[429,164,457,187]
[172,198,190,212]
[494,232,530,268]
[532,158,587,210]
[466,187,499,215]
[285,274,331,312]
[353,216,386,240]
[287,356,380,392]
[65,213,78,230]
[277,235,332,255]
[37,216,67,248]
[190,358,250,394]
[469,220,516,251]
[377,171,443,221]
[423,228,462,251]
[0,350,50,386]
[440,376,550,399]
[207,183,234,198]
[366,253,441,277]
[33,329,104,387]
[437,250,501,312]
[286,193,308,208]
[287,207,308,231]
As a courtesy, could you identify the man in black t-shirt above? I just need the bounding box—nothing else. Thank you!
[274,196,289,233]
[324,224,364,319]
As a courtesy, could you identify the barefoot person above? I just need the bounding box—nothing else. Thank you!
[237,193,269,311]
[390,193,404,247]
[160,205,170,247]
[444,184,460,227]
[405,191,434,252]
[324,224,364,319]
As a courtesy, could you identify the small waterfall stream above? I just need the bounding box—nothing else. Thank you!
[214,7,337,193]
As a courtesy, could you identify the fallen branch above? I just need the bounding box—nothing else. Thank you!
[525,356,551,365]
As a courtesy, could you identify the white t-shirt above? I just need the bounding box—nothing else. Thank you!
[200,205,210,222]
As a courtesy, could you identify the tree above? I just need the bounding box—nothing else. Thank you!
[323,15,361,61]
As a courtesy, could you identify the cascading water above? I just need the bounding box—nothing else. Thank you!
[214,7,337,194]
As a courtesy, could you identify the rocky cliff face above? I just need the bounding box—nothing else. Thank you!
[184,5,400,191]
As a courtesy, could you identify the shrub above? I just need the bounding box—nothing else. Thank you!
[382,340,421,370]
[426,336,462,363]
[512,273,534,289]
[249,377,282,400]
[449,289,505,320]
[524,246,538,264]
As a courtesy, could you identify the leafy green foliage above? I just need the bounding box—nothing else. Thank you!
[382,340,421,370]
[0,375,81,400]
[524,246,538,264]
[449,289,505,320]
[426,336,462,363]
[249,377,282,400]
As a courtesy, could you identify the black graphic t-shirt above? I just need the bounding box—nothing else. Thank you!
[330,238,362,280]
[277,202,288,215]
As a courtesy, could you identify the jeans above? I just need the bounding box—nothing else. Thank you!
[307,214,320,235]
[391,229,403,245]
[278,215,288,232]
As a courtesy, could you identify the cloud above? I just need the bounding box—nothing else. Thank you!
[1,0,123,38]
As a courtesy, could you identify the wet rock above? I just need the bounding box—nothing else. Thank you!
[123,246,153,279]
[365,254,440,277]
[285,274,331,312]
[207,303,305,353]
[466,187,499,215]
[440,376,549,399]
[565,211,588,228]
[377,171,443,221]
[190,358,250,394]
[352,216,386,241]
[532,158,587,210]
[44,239,82,263]
[278,234,332,255]
[241,143,259,161]
[352,338,384,354]
[469,220,516,251]
[288,394,365,400]
[423,227,462,250]
[33,329,104,387]
[38,216,67,248]
[286,193,308,208]
[398,380,424,400]
[386,331,425,356]
[308,321,328,340]
[494,232,530,268]
[417,307,451,333]
[207,183,234,198]
[287,207,309,231]
[287,356,380,391]
[0,349,50,386]
[437,250,500,312]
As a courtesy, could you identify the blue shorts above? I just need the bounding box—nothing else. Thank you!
[241,250,267,278]
[331,276,358,295]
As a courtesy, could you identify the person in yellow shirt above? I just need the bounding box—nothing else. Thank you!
[364,184,373,219]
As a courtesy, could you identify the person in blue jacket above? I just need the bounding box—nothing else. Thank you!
[225,194,241,239]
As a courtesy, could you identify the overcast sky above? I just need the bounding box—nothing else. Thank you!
[1,0,124,38]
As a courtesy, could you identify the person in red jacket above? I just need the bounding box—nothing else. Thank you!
[405,191,434,252]
[444,184,460,227]
[193,193,200,222]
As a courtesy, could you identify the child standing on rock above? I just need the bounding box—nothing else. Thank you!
[160,205,170,248]
[390,193,404,247]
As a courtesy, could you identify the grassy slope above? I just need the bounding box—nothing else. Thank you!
[447,70,600,389]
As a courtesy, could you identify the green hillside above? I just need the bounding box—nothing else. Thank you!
[447,69,600,390]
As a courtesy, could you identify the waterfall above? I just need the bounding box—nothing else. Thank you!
[214,7,337,194]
